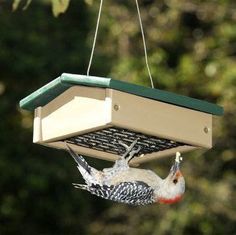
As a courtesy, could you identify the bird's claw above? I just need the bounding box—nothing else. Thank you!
[118,141,129,150]
[119,139,141,163]
[130,146,141,155]
[119,139,138,157]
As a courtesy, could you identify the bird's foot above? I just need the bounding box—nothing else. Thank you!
[126,145,141,163]
[118,138,141,163]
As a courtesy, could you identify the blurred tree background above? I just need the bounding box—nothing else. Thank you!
[0,0,235,234]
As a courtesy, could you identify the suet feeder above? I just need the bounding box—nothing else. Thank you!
[19,73,223,164]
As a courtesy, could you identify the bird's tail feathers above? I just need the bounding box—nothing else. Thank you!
[66,144,91,174]
[72,183,88,190]
[66,144,101,185]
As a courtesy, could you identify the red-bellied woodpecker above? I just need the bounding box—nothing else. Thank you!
[67,139,185,206]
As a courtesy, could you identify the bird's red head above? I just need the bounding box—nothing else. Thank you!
[156,160,185,204]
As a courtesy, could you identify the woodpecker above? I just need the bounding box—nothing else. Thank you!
[66,140,185,206]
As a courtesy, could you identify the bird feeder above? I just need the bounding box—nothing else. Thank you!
[19,73,223,164]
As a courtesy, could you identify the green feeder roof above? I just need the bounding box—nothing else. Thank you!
[19,73,224,116]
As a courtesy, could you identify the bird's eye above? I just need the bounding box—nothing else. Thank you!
[173,179,178,184]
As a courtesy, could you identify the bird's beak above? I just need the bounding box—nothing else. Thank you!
[170,161,180,175]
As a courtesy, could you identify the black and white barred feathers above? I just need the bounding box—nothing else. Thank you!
[67,141,185,206]
[73,181,155,206]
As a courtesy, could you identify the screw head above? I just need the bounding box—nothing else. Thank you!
[114,104,120,111]
[204,127,210,133]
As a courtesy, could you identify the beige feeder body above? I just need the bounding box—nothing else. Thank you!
[20,73,223,165]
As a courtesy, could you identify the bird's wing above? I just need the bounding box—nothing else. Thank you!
[89,181,155,206]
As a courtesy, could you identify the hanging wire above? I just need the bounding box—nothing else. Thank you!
[135,0,154,88]
[87,0,104,76]
[87,0,155,89]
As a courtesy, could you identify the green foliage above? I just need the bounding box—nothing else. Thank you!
[12,0,32,11]
[12,0,70,17]
[51,0,70,17]
[1,0,236,234]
